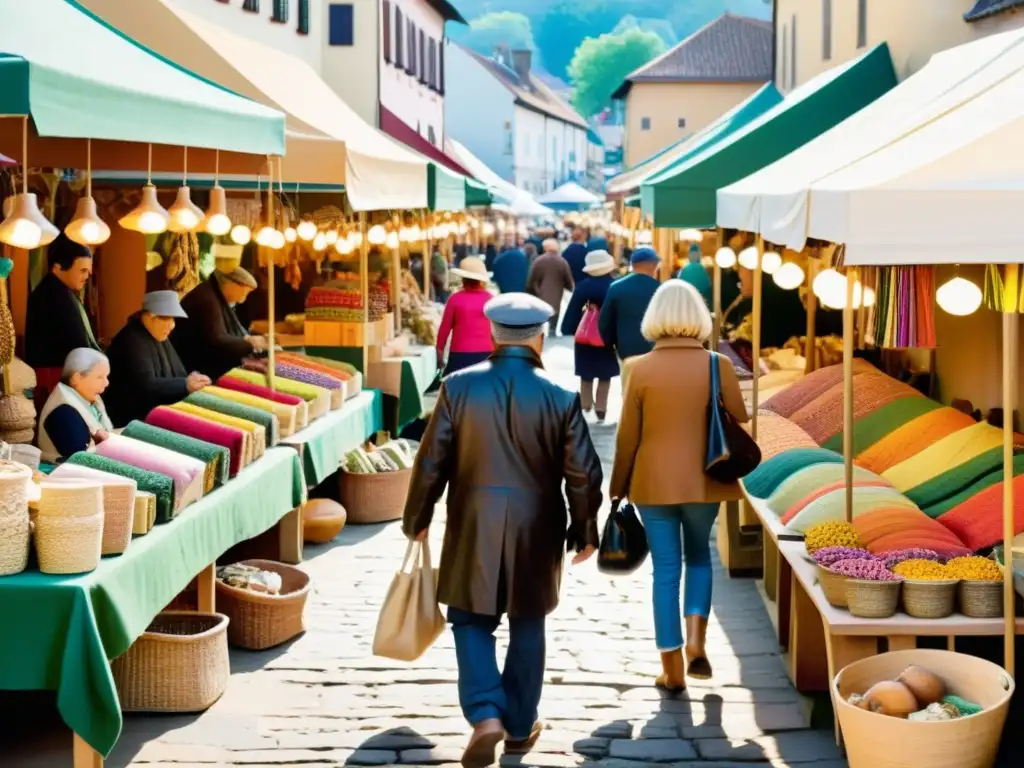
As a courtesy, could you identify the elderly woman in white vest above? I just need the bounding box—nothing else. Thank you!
[37,348,113,463]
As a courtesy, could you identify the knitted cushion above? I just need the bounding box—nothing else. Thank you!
[742,447,845,499]
[95,435,206,511]
[227,368,330,419]
[766,463,886,516]
[883,422,1005,492]
[855,407,978,475]
[65,452,174,524]
[780,479,894,526]
[937,474,1024,552]
[145,406,246,477]
[755,411,819,461]
[169,403,264,463]
[853,506,971,557]
[760,359,876,418]
[783,486,922,534]
[821,396,942,455]
[185,391,279,446]
[789,374,924,446]
[122,420,230,492]
[904,446,1006,511]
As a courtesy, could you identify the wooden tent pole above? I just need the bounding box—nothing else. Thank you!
[805,258,818,373]
[712,228,722,351]
[1002,299,1017,676]
[266,156,276,393]
[359,211,369,374]
[751,235,763,440]
[423,213,432,298]
[843,266,857,523]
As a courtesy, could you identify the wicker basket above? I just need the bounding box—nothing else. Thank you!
[0,513,30,576]
[34,513,103,574]
[216,560,311,650]
[846,578,901,619]
[99,480,136,556]
[112,611,230,713]
[817,565,849,608]
[901,579,958,619]
[345,372,363,401]
[959,580,1003,618]
[834,649,1014,768]
[35,479,104,519]
[0,460,31,519]
[339,468,411,524]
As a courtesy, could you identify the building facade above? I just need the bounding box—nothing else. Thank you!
[774,0,1024,92]
[167,0,463,150]
[446,45,593,195]
[613,13,773,168]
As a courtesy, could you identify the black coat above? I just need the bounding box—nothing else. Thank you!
[402,346,604,618]
[25,273,100,368]
[104,314,189,428]
[172,277,252,380]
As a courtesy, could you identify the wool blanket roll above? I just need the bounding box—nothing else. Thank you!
[761,359,876,418]
[65,452,174,524]
[783,485,923,534]
[754,411,818,461]
[742,447,845,499]
[215,376,308,431]
[226,368,330,420]
[767,463,884,517]
[853,506,970,557]
[95,434,205,510]
[821,396,942,456]
[855,407,978,475]
[277,352,352,382]
[145,406,246,477]
[244,359,344,410]
[883,421,1004,492]
[938,474,1024,551]
[190,388,286,442]
[168,403,263,463]
[122,420,230,491]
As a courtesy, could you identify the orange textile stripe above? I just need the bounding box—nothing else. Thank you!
[856,407,977,475]
[853,506,969,556]
[779,479,892,526]
[938,473,1024,552]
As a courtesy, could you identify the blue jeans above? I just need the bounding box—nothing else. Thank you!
[637,503,719,651]
[448,607,545,740]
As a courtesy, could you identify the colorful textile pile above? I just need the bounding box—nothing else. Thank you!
[882,422,1005,492]
[65,452,174,523]
[767,463,884,514]
[938,474,1024,551]
[905,446,1007,511]
[760,359,876,418]
[754,410,818,460]
[244,359,344,409]
[186,391,280,446]
[305,286,363,322]
[924,453,1024,519]
[145,406,247,477]
[852,406,976,474]
[95,434,206,511]
[170,402,265,463]
[122,420,230,492]
[717,340,753,380]
[780,483,920,534]
[227,368,331,419]
[277,352,354,383]
[853,507,971,558]
[820,396,941,455]
[870,266,936,348]
[215,376,308,432]
[743,448,845,499]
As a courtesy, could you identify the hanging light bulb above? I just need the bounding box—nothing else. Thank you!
[65,141,110,247]
[738,246,759,270]
[367,224,387,245]
[812,268,857,310]
[296,219,318,241]
[635,229,652,244]
[336,237,354,255]
[120,145,169,235]
[167,187,204,233]
[350,230,364,247]
[325,229,339,245]
[863,286,876,308]
[761,251,782,275]
[482,221,496,237]
[936,276,982,316]
[284,226,297,243]
[204,152,232,236]
[678,228,703,242]
[772,262,805,290]
[714,247,736,269]
[386,231,400,249]
[313,232,328,252]
[255,225,278,247]
[230,224,252,245]
[269,229,286,250]
[0,195,43,250]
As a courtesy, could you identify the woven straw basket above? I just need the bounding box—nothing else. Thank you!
[112,611,230,713]
[846,579,901,619]
[345,373,363,401]
[817,565,849,608]
[0,394,35,431]
[959,581,1003,618]
[216,560,312,650]
[902,580,958,619]
[35,479,104,519]
[339,468,411,524]
[0,460,31,519]
[35,513,103,574]
[834,649,1014,768]
[97,480,135,556]
[0,514,30,576]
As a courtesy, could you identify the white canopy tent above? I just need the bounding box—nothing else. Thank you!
[716,27,1024,252]
[538,181,602,208]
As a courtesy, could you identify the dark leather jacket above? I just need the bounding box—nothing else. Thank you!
[402,345,603,617]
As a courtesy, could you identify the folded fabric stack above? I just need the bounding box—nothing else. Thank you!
[95,434,206,512]
[285,353,362,400]
[168,403,265,464]
[185,390,280,446]
[121,420,230,493]
[215,377,308,432]
[145,406,247,477]
[227,368,331,420]
[65,452,175,524]
[305,286,366,322]
[244,359,344,410]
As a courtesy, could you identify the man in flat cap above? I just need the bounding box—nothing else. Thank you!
[104,291,211,427]
[402,292,604,767]
[172,266,268,380]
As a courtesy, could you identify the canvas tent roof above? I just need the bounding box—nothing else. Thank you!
[538,182,601,208]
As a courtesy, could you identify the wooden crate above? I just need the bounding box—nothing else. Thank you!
[716,500,764,577]
[304,319,389,348]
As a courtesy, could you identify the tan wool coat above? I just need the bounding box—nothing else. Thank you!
[609,337,750,506]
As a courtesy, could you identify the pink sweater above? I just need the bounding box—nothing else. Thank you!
[437,287,495,355]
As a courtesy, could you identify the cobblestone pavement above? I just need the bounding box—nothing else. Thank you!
[14,336,846,767]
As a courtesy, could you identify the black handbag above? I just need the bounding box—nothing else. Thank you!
[705,353,761,483]
[597,499,649,575]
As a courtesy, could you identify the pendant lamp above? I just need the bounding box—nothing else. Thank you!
[367,224,387,245]
[325,229,339,245]
[167,148,204,233]
[284,227,297,243]
[772,262,805,291]
[313,232,328,252]
[230,224,252,245]
[714,247,736,269]
[737,246,759,270]
[120,145,169,234]
[65,140,111,246]
[0,117,58,249]
[761,250,782,275]
[296,219,317,241]
[386,231,400,249]
[936,276,982,316]
[336,237,354,255]
[204,151,232,236]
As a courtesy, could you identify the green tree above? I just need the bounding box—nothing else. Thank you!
[449,12,536,57]
[568,27,666,118]
[535,0,623,80]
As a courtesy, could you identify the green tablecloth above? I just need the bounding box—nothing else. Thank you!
[281,389,383,486]
[0,447,306,757]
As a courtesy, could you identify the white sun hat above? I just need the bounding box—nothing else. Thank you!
[450,256,493,282]
[582,249,615,277]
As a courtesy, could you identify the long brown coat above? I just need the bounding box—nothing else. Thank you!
[526,251,574,314]
[402,346,603,617]
[609,337,750,505]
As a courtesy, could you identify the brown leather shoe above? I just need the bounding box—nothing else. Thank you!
[655,649,685,693]
[461,718,505,768]
[504,720,543,755]
[685,615,713,680]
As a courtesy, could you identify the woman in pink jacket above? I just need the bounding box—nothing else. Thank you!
[436,257,495,377]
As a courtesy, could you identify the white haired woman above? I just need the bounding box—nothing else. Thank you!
[37,347,113,463]
[608,280,749,693]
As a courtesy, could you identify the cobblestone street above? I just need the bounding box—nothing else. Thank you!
[13,337,845,767]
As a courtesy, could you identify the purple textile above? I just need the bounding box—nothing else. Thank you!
[245,359,343,390]
[0,153,15,168]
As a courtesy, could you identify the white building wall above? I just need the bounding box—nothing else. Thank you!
[319,0,379,127]
[445,44,516,180]
[514,106,548,195]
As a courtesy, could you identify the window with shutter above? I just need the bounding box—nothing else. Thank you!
[438,39,445,95]
[395,8,404,67]
[407,22,417,76]
[243,0,259,11]
[419,29,426,84]
[328,4,355,46]
[382,1,392,63]
[272,0,288,23]
[428,38,437,89]
[297,0,309,34]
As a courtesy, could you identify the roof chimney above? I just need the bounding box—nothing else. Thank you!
[511,49,532,81]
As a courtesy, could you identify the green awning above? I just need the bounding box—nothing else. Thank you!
[641,43,896,228]
[465,177,493,207]
[0,0,285,155]
[428,162,468,212]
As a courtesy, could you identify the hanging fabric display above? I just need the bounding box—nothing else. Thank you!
[871,266,936,349]
[983,264,1024,313]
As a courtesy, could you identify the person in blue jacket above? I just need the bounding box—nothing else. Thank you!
[561,226,589,285]
[492,240,528,294]
[598,246,661,392]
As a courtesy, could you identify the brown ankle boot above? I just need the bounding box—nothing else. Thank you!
[685,615,713,680]
[655,649,685,693]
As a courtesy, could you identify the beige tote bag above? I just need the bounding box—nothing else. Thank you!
[372,539,446,661]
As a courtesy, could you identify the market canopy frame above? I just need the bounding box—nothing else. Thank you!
[640,44,897,229]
